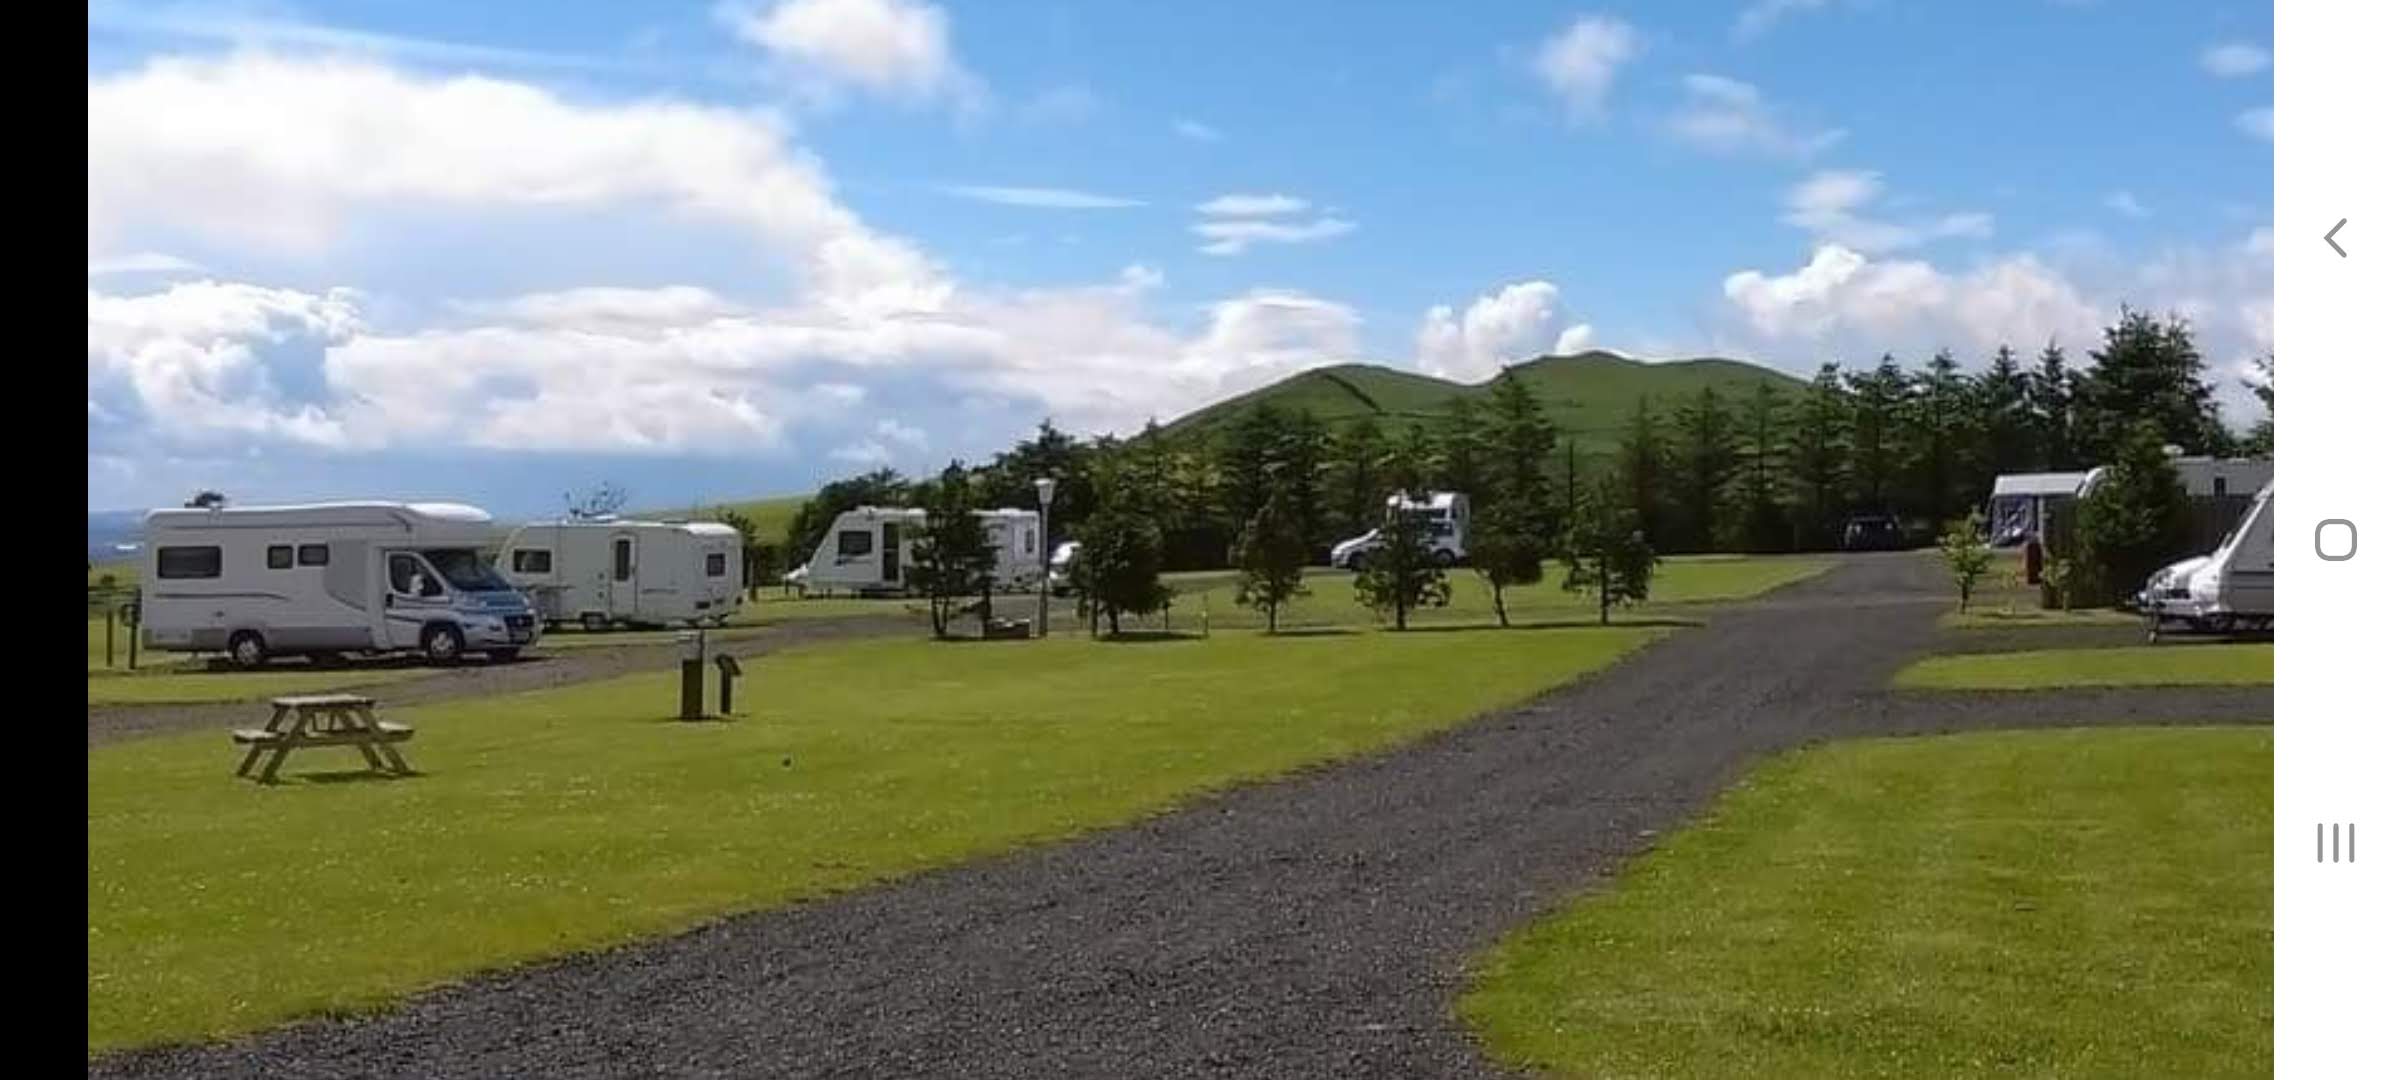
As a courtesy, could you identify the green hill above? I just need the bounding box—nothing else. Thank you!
[1160,351,1806,451]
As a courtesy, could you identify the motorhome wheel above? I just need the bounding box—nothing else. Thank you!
[423,624,464,664]
[580,612,609,633]
[227,630,268,670]
[1432,549,1457,568]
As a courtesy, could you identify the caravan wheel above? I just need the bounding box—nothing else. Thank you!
[580,612,609,633]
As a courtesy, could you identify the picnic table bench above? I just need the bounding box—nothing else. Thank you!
[233,694,414,783]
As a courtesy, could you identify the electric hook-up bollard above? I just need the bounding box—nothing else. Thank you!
[714,653,743,715]
[677,630,705,721]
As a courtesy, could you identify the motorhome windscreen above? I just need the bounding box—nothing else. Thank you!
[421,548,513,592]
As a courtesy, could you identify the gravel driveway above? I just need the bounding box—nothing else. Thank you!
[88,553,2269,1078]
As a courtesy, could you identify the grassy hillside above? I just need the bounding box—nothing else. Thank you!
[629,493,809,530]
[1160,350,1805,449]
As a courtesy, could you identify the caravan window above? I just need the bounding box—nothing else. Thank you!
[298,543,329,566]
[157,546,222,579]
[705,552,727,577]
[613,539,633,582]
[266,544,294,569]
[836,530,873,557]
[512,548,553,573]
[1024,529,1036,555]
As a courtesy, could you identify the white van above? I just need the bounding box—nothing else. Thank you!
[2138,480,2273,639]
[1329,491,1472,570]
[140,501,538,667]
[498,518,745,631]
[804,506,1046,596]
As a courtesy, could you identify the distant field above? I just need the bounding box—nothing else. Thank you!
[1462,727,2270,1078]
[1119,554,1835,632]
[1894,643,2272,690]
[629,494,808,531]
[88,624,1666,1054]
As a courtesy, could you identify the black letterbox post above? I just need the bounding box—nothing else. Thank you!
[714,653,743,716]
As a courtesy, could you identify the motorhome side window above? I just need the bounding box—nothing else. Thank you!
[298,543,329,566]
[266,544,294,569]
[513,549,552,574]
[705,552,727,577]
[613,539,633,582]
[837,530,873,557]
[388,553,443,598]
[156,546,222,580]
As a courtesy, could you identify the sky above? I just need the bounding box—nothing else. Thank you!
[86,0,2274,516]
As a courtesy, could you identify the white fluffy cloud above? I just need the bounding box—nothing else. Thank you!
[1532,14,1639,124]
[1664,74,1843,158]
[1781,169,1992,254]
[2200,42,2270,77]
[88,281,363,448]
[87,54,946,316]
[1732,0,1832,41]
[1719,233,2273,405]
[724,0,981,109]
[2236,106,2273,141]
[1196,193,1309,217]
[1415,281,1577,382]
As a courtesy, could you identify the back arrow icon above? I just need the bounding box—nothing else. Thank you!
[2326,218,2348,258]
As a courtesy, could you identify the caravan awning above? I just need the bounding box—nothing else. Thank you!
[1990,472,2088,498]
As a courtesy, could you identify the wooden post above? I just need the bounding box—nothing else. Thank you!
[127,589,140,670]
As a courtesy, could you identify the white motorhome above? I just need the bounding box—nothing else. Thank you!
[2138,480,2273,638]
[1329,491,1471,570]
[140,501,538,668]
[498,518,745,631]
[803,506,1046,596]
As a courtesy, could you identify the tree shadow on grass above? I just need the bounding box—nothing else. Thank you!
[1396,616,1701,634]
[1097,630,1208,644]
[287,768,426,785]
[1260,626,1364,638]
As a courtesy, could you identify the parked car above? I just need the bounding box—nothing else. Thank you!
[1840,514,1904,551]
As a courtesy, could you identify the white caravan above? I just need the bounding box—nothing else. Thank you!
[499,518,745,631]
[803,506,1045,596]
[2138,480,2273,639]
[140,501,538,668]
[1987,455,2272,550]
[1329,491,1472,570]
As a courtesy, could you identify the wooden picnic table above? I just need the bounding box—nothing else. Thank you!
[232,694,414,783]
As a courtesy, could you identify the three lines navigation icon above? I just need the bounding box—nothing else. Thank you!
[2317,823,2357,863]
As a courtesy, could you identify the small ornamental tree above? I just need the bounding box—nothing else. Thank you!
[1353,498,1449,630]
[1232,487,1310,633]
[1072,503,1173,636]
[905,464,996,638]
[1470,499,1545,628]
[2074,421,2193,605]
[1937,513,1996,613]
[1562,479,1659,625]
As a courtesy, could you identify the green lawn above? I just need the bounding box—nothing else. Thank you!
[1938,606,2146,630]
[88,625,1665,1054]
[1462,727,2270,1078]
[733,592,920,624]
[1130,555,1834,632]
[1894,644,2272,690]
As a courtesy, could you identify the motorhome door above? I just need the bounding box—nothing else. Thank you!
[881,520,903,585]
[383,550,448,647]
[610,531,638,618]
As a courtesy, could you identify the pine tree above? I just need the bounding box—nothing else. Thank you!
[1385,422,1435,498]
[1847,354,1910,513]
[1562,476,1658,625]
[2031,341,2077,470]
[1353,496,1450,630]
[1469,499,1545,627]
[1071,500,1173,637]
[1973,345,2036,491]
[1434,396,1487,501]
[1616,396,1672,549]
[1673,386,1738,552]
[1786,363,1850,549]
[1734,383,1789,552]
[2080,308,2229,458]
[1232,484,1310,633]
[1909,349,1972,523]
[2073,421,2194,604]
[1485,369,1559,538]
[1331,416,1388,536]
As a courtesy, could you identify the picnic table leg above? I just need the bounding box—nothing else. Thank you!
[364,707,412,774]
[256,740,295,784]
[237,703,290,779]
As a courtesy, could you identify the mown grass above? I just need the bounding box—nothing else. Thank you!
[1893,644,2272,690]
[1462,727,2270,1078]
[89,624,1666,1055]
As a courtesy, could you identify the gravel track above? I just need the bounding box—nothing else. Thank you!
[89,554,2270,1078]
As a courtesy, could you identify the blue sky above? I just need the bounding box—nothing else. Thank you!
[87,0,2273,516]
